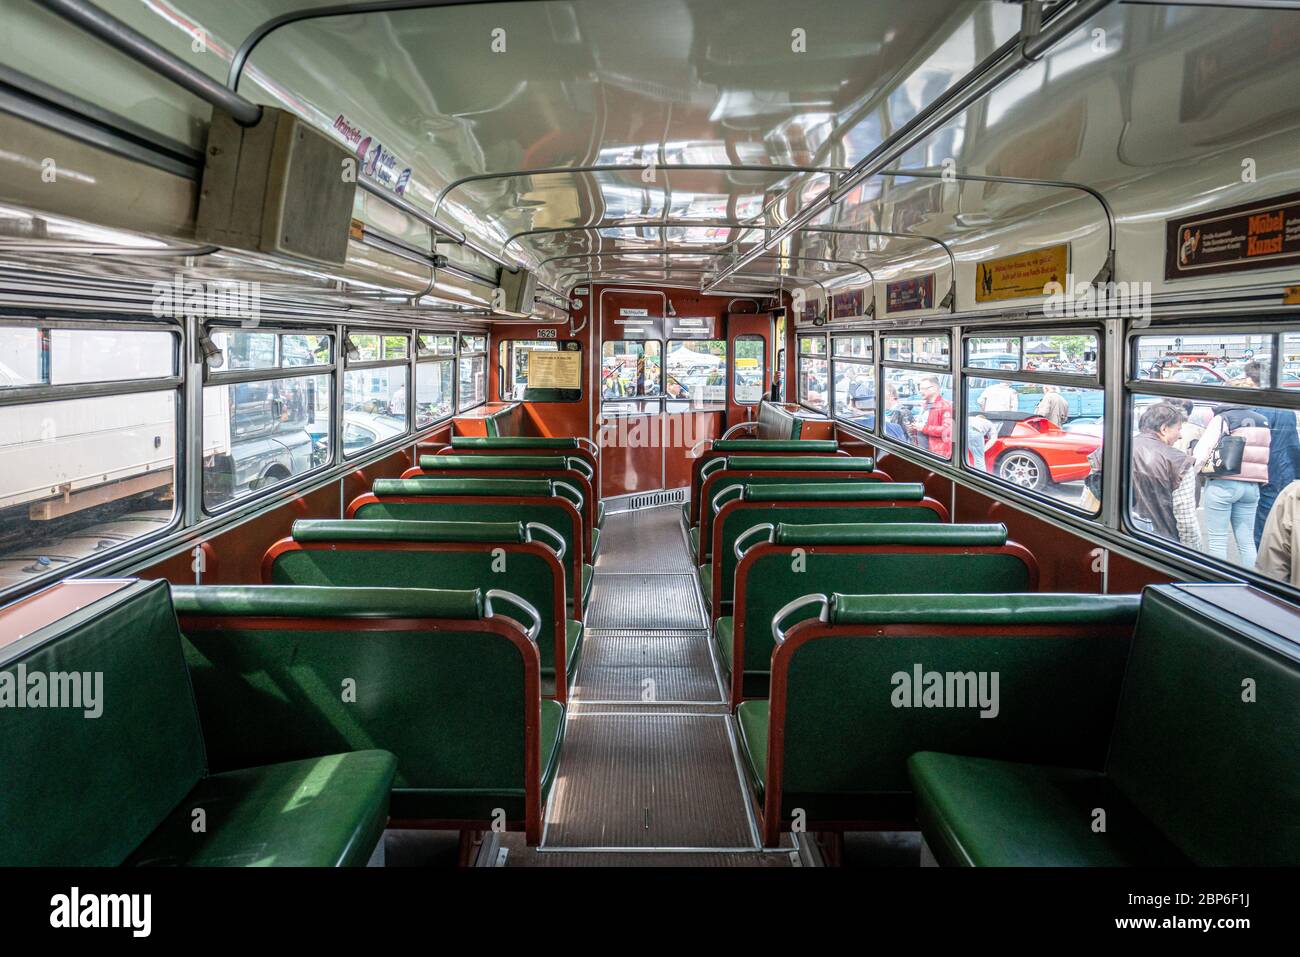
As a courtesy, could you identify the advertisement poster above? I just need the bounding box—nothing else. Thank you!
[1165,191,1300,280]
[886,274,935,312]
[974,244,1069,302]
[831,288,866,319]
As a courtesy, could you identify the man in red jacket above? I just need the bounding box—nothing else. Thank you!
[910,375,953,458]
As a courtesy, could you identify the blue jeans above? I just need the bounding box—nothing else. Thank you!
[1203,479,1260,567]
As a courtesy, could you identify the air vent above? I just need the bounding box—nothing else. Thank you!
[627,488,688,510]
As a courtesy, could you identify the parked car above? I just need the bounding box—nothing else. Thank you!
[980,412,1102,491]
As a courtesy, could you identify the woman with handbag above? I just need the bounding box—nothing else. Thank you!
[1192,405,1271,565]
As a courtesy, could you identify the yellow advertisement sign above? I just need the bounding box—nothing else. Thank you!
[527,350,582,390]
[974,244,1069,303]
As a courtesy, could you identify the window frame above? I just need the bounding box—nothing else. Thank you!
[878,331,956,462]
[457,331,488,412]
[341,327,412,462]
[0,316,185,594]
[829,332,877,430]
[958,326,1105,516]
[415,331,457,428]
[732,334,766,407]
[796,332,828,413]
[202,324,340,510]
[1122,318,1300,552]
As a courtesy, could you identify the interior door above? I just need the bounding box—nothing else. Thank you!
[725,312,773,429]
[597,290,665,498]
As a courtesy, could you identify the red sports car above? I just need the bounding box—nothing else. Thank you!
[977,412,1101,491]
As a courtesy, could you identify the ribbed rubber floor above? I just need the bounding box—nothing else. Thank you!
[536,502,784,862]
[585,573,705,629]
[573,629,721,703]
[595,508,696,573]
[542,713,754,848]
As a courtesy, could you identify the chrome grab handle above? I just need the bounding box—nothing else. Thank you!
[687,438,711,458]
[711,483,744,515]
[720,421,760,440]
[564,456,595,481]
[524,522,566,560]
[734,522,776,561]
[771,593,830,647]
[574,437,599,457]
[552,479,584,510]
[484,588,542,644]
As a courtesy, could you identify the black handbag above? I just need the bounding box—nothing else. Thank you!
[1201,433,1245,477]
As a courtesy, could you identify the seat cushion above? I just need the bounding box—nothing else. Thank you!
[714,616,735,674]
[908,752,1189,867]
[540,699,566,802]
[565,619,584,687]
[688,524,700,562]
[735,700,769,803]
[129,750,397,867]
[697,563,713,611]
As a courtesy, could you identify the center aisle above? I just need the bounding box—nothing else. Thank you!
[503,503,795,866]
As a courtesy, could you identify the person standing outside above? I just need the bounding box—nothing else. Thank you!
[1131,402,1201,548]
[1257,479,1300,587]
[1035,384,1070,426]
[911,376,953,458]
[979,379,1019,414]
[1193,405,1271,566]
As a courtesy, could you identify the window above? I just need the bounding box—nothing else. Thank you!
[962,333,1103,511]
[881,334,953,460]
[342,329,407,459]
[797,334,828,412]
[0,323,179,594]
[733,336,765,405]
[831,335,875,430]
[774,309,787,400]
[415,333,455,428]
[601,341,661,399]
[458,332,487,411]
[667,339,726,408]
[499,339,582,401]
[203,328,334,506]
[1127,324,1300,584]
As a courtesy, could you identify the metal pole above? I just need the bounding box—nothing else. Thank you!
[34,0,264,127]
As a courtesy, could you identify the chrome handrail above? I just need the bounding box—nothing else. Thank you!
[523,522,566,561]
[484,589,542,644]
[771,594,830,647]
[734,523,776,561]
[711,484,745,515]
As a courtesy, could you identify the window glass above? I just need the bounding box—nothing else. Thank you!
[458,355,487,410]
[966,377,1104,510]
[203,374,330,505]
[348,333,383,362]
[502,340,574,401]
[1129,393,1300,580]
[601,341,662,399]
[733,337,765,405]
[884,335,949,366]
[344,366,408,456]
[416,358,454,427]
[882,369,954,460]
[461,333,488,353]
[1133,333,1271,389]
[797,335,826,355]
[281,334,330,367]
[418,333,456,357]
[833,357,875,430]
[1283,334,1300,389]
[0,391,177,590]
[1023,335,1098,376]
[0,327,174,386]
[666,339,726,407]
[799,355,829,412]
[382,335,409,360]
[211,330,276,371]
[833,335,873,359]
[967,337,1021,370]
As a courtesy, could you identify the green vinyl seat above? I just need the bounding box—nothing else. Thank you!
[694,455,885,529]
[686,437,842,525]
[0,579,395,866]
[264,519,583,698]
[736,592,1138,845]
[717,523,1037,704]
[173,584,563,844]
[350,477,590,615]
[909,584,1300,866]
